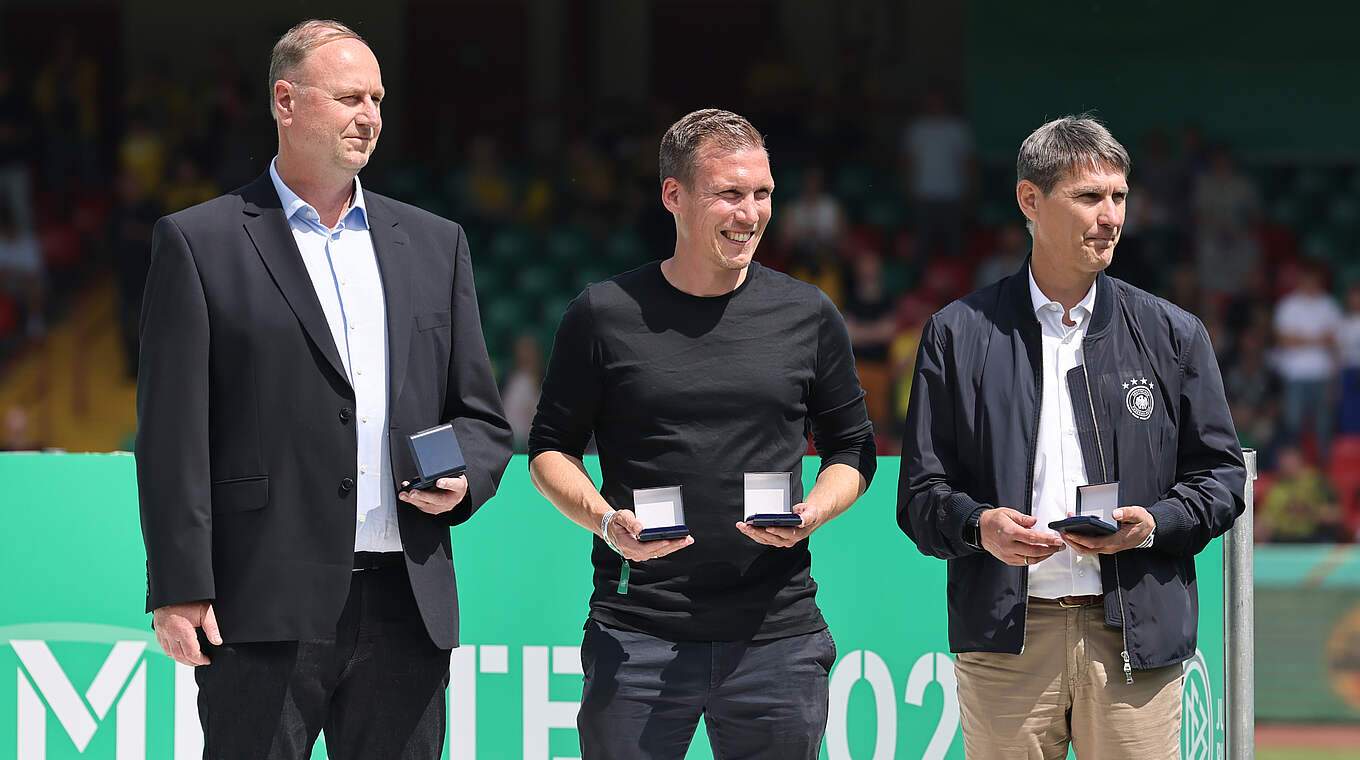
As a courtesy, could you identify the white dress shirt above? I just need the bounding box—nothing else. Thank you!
[270,159,401,553]
[1026,267,1103,598]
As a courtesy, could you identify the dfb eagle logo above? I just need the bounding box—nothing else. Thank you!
[1124,377,1155,420]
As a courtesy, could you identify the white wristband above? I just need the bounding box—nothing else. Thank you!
[600,510,624,555]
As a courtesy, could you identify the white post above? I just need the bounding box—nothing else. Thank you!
[1224,448,1256,759]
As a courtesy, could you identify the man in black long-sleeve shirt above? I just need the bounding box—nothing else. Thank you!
[529,109,876,760]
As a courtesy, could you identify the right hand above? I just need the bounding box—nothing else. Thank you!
[979,508,1066,567]
[606,510,693,562]
[152,600,222,666]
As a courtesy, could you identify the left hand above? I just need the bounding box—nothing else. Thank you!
[735,502,822,548]
[1060,506,1156,555]
[399,475,469,515]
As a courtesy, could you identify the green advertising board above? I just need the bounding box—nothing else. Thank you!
[0,453,1226,759]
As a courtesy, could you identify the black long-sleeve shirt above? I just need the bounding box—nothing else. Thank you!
[530,261,876,641]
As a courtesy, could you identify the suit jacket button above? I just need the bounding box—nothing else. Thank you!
[340,477,355,492]
[339,407,354,423]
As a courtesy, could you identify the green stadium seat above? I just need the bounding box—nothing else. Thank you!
[546,227,592,267]
[1290,167,1334,200]
[487,227,538,266]
[1328,197,1359,231]
[862,192,908,232]
[831,164,882,209]
[516,263,560,300]
[604,231,647,268]
[1269,196,1301,227]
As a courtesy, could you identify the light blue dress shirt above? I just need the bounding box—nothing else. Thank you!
[270,158,400,553]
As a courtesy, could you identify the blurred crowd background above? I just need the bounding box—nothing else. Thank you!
[0,0,1358,746]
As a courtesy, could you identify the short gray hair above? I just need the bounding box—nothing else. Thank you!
[659,109,766,187]
[1016,114,1130,194]
[268,19,366,118]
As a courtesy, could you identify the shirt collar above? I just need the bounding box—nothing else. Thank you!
[269,156,369,231]
[1028,265,1098,326]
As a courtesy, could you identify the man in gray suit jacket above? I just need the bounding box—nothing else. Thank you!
[135,19,511,758]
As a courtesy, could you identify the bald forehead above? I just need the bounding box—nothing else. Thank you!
[299,37,380,77]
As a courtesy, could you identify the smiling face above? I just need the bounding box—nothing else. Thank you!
[663,145,774,273]
[275,37,384,181]
[1019,162,1127,276]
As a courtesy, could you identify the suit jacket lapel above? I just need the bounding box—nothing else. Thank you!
[366,194,414,406]
[239,174,352,388]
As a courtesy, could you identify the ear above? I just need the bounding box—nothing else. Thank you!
[273,80,296,125]
[661,177,685,217]
[1016,179,1042,227]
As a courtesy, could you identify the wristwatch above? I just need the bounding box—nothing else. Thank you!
[963,507,988,551]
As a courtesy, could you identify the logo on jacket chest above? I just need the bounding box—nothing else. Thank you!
[1123,377,1155,420]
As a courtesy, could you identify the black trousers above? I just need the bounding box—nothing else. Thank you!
[195,561,451,760]
[578,620,836,760]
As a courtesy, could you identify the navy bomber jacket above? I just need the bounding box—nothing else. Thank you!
[897,259,1245,670]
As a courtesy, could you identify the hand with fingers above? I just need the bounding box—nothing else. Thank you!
[979,508,1066,566]
[399,475,469,515]
[605,509,694,562]
[735,502,823,548]
[1061,506,1156,555]
[152,600,222,666]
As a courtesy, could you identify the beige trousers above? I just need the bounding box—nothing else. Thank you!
[953,598,1183,759]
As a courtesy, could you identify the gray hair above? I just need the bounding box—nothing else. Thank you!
[268,19,366,119]
[1016,114,1130,194]
[659,109,766,187]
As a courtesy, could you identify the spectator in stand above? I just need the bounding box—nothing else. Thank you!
[843,250,897,433]
[1222,321,1280,459]
[1191,145,1262,300]
[162,157,220,214]
[1130,129,1182,236]
[778,166,845,256]
[0,205,45,338]
[1258,444,1341,543]
[1274,264,1342,461]
[901,89,973,258]
[1338,282,1360,435]
[1,405,41,451]
[0,62,35,234]
[501,333,544,453]
[119,110,167,200]
[33,30,101,189]
[973,222,1027,289]
[108,170,162,377]
[462,135,516,225]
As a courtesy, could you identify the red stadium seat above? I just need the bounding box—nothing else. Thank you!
[1327,435,1360,540]
[39,225,82,270]
[0,293,18,337]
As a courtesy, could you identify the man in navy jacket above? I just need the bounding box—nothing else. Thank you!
[898,115,1244,759]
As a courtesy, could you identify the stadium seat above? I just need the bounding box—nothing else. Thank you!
[604,230,646,268]
[1327,435,1360,540]
[546,227,592,267]
[0,293,18,337]
[39,225,82,270]
[516,263,559,301]
[487,227,537,266]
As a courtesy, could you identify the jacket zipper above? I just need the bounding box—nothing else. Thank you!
[1081,338,1134,684]
[1019,332,1043,656]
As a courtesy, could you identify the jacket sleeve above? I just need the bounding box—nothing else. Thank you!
[438,224,514,526]
[136,216,215,611]
[897,315,991,559]
[1145,319,1246,555]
